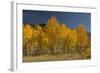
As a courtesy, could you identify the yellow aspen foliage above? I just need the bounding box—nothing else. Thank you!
[76,24,89,49]
[23,24,33,39]
[45,16,60,40]
[65,29,78,52]
[46,16,59,28]
[56,24,68,39]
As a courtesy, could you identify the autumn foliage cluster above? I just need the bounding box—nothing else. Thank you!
[23,16,91,59]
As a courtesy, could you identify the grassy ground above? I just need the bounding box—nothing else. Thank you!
[23,53,90,62]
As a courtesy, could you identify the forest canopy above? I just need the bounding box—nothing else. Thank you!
[23,16,91,60]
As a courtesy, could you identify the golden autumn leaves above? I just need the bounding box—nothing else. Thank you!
[23,16,91,59]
